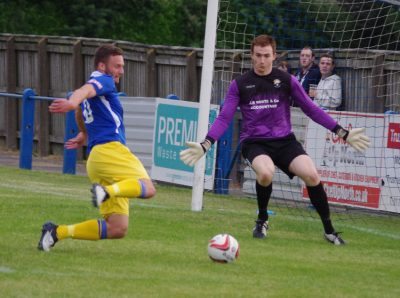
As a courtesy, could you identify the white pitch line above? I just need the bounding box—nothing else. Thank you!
[0,266,15,273]
[340,225,400,240]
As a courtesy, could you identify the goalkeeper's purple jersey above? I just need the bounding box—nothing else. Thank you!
[207,68,337,143]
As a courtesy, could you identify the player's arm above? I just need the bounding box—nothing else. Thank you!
[49,84,96,113]
[180,80,240,166]
[290,76,370,152]
[64,107,87,150]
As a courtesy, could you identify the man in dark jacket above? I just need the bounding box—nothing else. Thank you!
[295,46,321,100]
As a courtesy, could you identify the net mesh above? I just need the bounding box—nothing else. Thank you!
[210,0,400,219]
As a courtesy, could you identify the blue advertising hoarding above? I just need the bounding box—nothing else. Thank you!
[151,98,218,189]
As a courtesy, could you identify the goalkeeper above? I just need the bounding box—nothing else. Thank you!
[180,35,370,245]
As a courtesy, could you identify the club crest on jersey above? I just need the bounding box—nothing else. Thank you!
[273,79,281,88]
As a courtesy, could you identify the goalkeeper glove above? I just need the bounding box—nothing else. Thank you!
[334,125,370,152]
[180,139,213,167]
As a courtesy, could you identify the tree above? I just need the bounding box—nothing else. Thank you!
[0,0,207,47]
[217,0,332,50]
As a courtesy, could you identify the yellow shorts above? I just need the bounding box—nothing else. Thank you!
[86,142,150,218]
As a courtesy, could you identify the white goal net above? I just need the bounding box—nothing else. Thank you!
[209,0,400,216]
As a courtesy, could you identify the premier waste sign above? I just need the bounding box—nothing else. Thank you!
[151,98,219,189]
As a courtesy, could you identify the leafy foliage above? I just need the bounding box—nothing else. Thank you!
[218,0,400,50]
[1,0,399,50]
[0,0,207,47]
[218,0,333,50]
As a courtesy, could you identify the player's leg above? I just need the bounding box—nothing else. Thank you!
[251,155,274,238]
[38,215,130,251]
[88,142,154,239]
[38,143,142,252]
[38,195,132,251]
[104,214,129,239]
[289,155,345,245]
[93,178,155,201]
[38,219,108,252]
[51,196,131,244]
[251,154,275,221]
[289,154,333,232]
[242,141,275,238]
[87,142,156,207]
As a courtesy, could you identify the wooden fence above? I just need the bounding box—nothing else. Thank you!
[1,34,399,156]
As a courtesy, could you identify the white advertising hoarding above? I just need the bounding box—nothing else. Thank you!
[305,111,400,213]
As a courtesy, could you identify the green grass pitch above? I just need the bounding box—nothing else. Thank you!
[0,166,399,297]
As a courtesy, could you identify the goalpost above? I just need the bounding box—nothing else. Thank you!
[193,0,400,215]
[191,0,219,211]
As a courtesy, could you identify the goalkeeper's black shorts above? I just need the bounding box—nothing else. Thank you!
[241,133,307,179]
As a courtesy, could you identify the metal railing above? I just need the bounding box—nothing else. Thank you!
[0,89,78,174]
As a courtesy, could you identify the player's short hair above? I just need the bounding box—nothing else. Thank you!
[94,44,123,68]
[320,53,335,64]
[251,35,277,54]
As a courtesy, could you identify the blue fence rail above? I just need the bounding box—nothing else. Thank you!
[1,89,235,194]
[0,89,78,174]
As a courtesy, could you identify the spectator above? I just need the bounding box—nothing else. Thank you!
[295,46,321,99]
[315,53,342,110]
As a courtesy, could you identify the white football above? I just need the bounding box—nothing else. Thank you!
[207,234,239,263]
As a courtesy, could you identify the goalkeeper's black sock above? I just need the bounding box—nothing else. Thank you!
[256,182,272,222]
[307,182,335,234]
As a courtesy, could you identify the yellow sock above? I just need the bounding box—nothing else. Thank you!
[105,179,143,198]
[56,219,107,240]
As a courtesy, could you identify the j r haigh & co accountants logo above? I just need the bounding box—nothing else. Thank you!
[387,123,400,149]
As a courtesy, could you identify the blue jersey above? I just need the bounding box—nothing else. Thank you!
[80,71,126,153]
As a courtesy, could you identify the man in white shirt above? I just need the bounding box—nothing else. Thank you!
[315,53,342,110]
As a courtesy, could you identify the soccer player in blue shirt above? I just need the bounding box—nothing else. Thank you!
[38,44,156,252]
[180,35,370,245]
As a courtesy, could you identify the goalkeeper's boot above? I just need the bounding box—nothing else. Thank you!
[253,219,269,239]
[91,183,109,208]
[38,221,58,252]
[324,232,346,245]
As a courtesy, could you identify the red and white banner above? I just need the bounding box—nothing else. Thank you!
[304,111,400,213]
[380,114,400,213]
[387,122,400,149]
